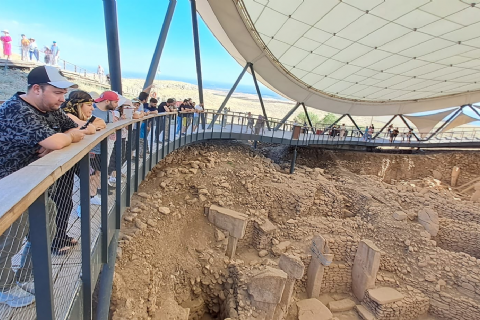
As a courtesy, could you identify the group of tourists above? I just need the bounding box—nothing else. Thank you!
[0,29,60,65]
[0,65,208,307]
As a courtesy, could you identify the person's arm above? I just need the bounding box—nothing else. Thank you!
[38,129,85,150]
[93,118,106,129]
[149,110,158,114]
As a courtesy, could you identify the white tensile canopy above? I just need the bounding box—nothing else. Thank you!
[197,0,480,116]
[439,112,480,133]
[403,109,455,138]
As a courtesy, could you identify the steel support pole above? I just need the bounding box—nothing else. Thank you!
[95,231,119,320]
[102,0,122,94]
[324,114,346,131]
[372,115,397,139]
[143,0,176,92]
[426,106,465,141]
[469,104,480,118]
[301,103,313,128]
[274,102,301,131]
[398,115,420,141]
[249,63,270,130]
[208,63,249,128]
[346,114,362,133]
[290,147,297,174]
[190,0,204,105]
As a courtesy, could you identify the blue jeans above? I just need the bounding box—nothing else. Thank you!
[176,117,182,134]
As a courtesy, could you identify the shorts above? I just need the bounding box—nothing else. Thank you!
[183,117,192,127]
[90,153,102,174]
[193,117,199,126]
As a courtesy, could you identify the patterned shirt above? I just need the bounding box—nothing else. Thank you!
[0,92,77,179]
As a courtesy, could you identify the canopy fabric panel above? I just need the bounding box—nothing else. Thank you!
[197,0,480,116]
[440,113,479,133]
[403,109,456,138]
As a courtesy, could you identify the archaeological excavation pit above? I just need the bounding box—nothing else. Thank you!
[110,142,480,320]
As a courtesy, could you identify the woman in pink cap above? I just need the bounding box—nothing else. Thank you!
[1,30,12,60]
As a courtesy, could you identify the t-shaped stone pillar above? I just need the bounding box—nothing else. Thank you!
[207,205,248,259]
[451,166,460,187]
[352,239,381,301]
[274,254,305,319]
[247,267,288,320]
[306,235,334,299]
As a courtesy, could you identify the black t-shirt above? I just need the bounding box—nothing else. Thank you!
[183,104,194,117]
[158,102,169,113]
[0,92,78,179]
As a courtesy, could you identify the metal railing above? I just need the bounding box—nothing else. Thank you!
[0,110,478,320]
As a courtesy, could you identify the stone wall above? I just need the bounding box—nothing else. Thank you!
[362,289,429,320]
[437,218,480,258]
[320,262,352,294]
[251,219,278,251]
[429,294,480,320]
[435,202,480,225]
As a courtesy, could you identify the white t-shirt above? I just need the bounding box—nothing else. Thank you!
[194,105,203,117]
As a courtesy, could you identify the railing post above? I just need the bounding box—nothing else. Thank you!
[100,139,108,264]
[79,154,92,319]
[115,129,122,228]
[142,120,148,180]
[134,122,141,191]
[126,124,133,206]
[29,192,55,320]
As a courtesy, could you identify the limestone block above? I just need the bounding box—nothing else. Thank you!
[278,254,305,280]
[433,170,442,180]
[418,208,439,237]
[367,287,404,304]
[328,299,356,312]
[352,240,381,301]
[272,241,291,255]
[207,205,248,239]
[355,305,375,320]
[471,184,480,202]
[259,219,278,233]
[247,267,288,304]
[393,211,407,221]
[296,299,332,320]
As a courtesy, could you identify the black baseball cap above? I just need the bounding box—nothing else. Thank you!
[28,66,78,89]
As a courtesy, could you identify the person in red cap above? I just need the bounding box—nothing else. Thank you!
[86,91,119,203]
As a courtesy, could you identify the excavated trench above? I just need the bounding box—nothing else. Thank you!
[110,142,480,320]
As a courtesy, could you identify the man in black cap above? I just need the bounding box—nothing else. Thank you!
[0,66,88,307]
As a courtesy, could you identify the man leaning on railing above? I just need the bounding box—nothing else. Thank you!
[0,66,95,307]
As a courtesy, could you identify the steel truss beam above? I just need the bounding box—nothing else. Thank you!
[208,63,249,128]
[103,0,123,94]
[250,63,270,130]
[273,102,301,131]
[144,0,176,93]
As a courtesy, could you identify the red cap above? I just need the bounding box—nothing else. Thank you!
[94,91,119,103]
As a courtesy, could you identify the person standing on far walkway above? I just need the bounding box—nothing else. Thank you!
[20,34,29,61]
[28,38,39,62]
[0,30,12,60]
[97,65,104,83]
[339,123,346,139]
[50,41,60,65]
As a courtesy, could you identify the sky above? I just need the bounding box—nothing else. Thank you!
[0,0,279,96]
